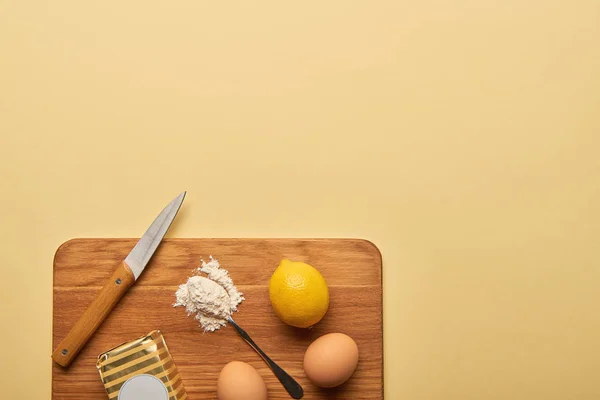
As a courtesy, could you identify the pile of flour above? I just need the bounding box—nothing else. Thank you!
[174,256,244,332]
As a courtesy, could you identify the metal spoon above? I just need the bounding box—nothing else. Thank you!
[228,317,304,399]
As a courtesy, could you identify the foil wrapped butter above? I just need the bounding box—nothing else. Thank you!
[96,330,187,400]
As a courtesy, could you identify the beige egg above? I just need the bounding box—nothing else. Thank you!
[217,361,268,400]
[303,332,359,388]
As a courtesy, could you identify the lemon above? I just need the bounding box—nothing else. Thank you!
[269,259,329,328]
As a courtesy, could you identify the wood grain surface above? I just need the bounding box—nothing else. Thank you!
[52,239,383,399]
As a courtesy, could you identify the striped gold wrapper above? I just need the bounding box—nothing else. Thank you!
[96,330,187,400]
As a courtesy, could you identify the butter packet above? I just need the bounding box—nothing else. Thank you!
[96,330,187,400]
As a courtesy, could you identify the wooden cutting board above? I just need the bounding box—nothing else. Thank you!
[52,238,383,399]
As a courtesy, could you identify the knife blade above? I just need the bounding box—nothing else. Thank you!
[51,192,186,367]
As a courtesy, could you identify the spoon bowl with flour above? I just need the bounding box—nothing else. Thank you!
[174,257,243,331]
[178,276,232,320]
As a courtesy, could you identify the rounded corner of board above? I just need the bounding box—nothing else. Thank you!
[54,238,81,259]
[354,239,383,264]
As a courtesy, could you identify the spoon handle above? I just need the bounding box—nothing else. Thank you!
[229,318,304,399]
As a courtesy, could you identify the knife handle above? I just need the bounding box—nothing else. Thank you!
[52,261,135,367]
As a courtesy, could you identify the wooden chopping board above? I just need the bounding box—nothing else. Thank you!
[52,239,383,399]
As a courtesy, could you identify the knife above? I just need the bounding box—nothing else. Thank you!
[51,192,186,367]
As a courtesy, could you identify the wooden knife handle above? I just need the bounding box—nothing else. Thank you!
[52,261,135,367]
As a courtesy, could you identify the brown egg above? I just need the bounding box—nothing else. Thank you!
[303,332,359,388]
[217,361,268,400]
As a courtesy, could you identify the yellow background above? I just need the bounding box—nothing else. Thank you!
[1,1,599,398]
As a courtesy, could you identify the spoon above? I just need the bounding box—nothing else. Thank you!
[228,317,304,399]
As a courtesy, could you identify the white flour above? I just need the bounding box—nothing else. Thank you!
[174,257,244,332]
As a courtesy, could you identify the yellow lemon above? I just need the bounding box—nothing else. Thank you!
[269,259,329,328]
